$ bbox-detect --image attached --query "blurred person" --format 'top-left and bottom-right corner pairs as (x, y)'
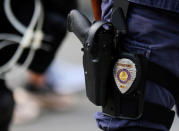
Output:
(0, 0), (84, 126)
(68, 0), (179, 130)
(0, 80), (14, 131)
(13, 60), (85, 124)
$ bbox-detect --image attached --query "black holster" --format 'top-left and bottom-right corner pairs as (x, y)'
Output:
(67, 10), (115, 106)
(83, 26), (114, 106)
(67, 9), (146, 118)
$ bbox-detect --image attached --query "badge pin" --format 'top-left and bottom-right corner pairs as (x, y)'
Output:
(113, 58), (136, 94)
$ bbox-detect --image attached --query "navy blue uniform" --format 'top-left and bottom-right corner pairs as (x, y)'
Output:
(96, 0), (179, 130)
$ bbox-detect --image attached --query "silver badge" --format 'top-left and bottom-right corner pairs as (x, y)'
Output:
(113, 58), (136, 94)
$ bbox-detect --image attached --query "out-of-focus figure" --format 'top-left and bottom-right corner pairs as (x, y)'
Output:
(0, 0), (85, 126)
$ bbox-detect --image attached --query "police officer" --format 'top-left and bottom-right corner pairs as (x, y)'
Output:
(94, 0), (179, 131)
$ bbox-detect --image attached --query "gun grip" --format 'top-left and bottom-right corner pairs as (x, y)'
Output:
(67, 10), (92, 44)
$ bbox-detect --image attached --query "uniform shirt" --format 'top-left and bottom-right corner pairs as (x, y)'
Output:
(101, 0), (179, 21)
(96, 0), (179, 130)
(129, 0), (179, 13)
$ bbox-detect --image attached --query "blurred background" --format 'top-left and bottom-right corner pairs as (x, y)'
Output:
(1, 0), (178, 131)
(8, 0), (102, 131)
